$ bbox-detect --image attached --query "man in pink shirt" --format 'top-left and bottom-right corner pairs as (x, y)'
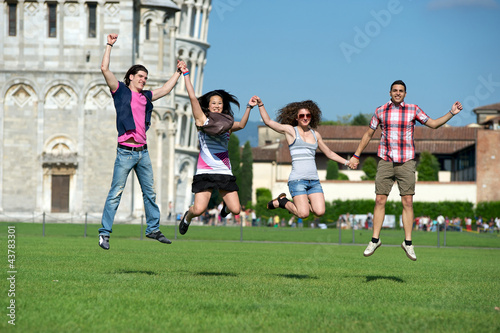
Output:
(350, 80), (463, 260)
(98, 34), (182, 250)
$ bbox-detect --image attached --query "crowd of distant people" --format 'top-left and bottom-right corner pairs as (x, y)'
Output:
(414, 215), (500, 233)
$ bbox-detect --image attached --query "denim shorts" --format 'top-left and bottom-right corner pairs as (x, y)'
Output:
(288, 179), (323, 197)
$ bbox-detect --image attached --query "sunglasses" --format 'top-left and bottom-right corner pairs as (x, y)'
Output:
(298, 113), (311, 119)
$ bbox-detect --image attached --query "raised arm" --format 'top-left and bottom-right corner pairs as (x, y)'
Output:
(317, 132), (351, 167)
(349, 127), (376, 169)
(178, 61), (207, 127)
(253, 96), (295, 138)
(231, 97), (255, 132)
(424, 101), (463, 129)
(151, 66), (182, 101)
(101, 34), (119, 91)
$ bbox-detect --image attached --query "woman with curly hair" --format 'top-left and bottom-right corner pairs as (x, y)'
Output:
(177, 61), (254, 235)
(254, 96), (353, 218)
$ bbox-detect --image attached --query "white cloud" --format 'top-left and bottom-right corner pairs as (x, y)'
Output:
(427, 0), (499, 10)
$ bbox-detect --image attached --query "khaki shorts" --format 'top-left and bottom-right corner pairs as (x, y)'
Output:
(375, 159), (416, 196)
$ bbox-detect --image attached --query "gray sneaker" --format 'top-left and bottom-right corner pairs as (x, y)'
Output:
(99, 235), (110, 250)
(401, 242), (417, 261)
(146, 230), (172, 244)
(363, 240), (381, 257)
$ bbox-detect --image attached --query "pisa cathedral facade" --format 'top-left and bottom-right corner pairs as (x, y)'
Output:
(0, 0), (211, 221)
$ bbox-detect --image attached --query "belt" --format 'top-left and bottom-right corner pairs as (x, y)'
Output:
(118, 143), (147, 151)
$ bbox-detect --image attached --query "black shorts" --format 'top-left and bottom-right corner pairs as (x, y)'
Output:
(192, 174), (239, 193)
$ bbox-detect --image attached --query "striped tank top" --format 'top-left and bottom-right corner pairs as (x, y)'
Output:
(196, 119), (232, 176)
(288, 127), (319, 181)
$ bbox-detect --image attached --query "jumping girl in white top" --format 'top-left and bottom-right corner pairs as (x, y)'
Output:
(254, 96), (353, 219)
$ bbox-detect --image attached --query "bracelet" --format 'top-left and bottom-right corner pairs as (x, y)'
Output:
(344, 160), (349, 166)
(449, 110), (455, 116)
(352, 154), (360, 159)
(183, 71), (189, 76)
(107, 43), (113, 47)
(246, 103), (254, 109)
(258, 104), (264, 107)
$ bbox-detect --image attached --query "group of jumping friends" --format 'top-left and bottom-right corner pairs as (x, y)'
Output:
(98, 34), (463, 261)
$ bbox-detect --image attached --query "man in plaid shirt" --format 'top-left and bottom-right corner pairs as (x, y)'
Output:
(349, 80), (463, 261)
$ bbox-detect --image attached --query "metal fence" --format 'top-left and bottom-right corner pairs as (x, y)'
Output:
(2, 211), (495, 248)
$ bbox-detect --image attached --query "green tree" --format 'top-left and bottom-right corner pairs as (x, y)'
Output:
(417, 151), (439, 181)
(239, 141), (253, 207)
(361, 157), (377, 180)
(321, 114), (353, 126)
(320, 120), (343, 125)
(350, 113), (371, 126)
(228, 134), (241, 185)
(255, 188), (272, 222)
(326, 160), (349, 180)
(337, 173), (349, 180)
(326, 160), (339, 180)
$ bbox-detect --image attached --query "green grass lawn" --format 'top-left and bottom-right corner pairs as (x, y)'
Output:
(1, 222), (500, 332)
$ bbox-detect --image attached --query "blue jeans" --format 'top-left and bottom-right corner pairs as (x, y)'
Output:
(99, 147), (160, 236)
(287, 179), (323, 197)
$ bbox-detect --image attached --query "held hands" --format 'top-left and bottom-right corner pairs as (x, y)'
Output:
(348, 156), (360, 170)
(248, 96), (261, 108)
(450, 101), (463, 116)
(107, 34), (118, 46)
(176, 60), (188, 74)
(252, 96), (263, 106)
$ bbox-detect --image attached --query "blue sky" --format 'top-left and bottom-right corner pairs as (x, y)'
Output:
(202, 0), (500, 127)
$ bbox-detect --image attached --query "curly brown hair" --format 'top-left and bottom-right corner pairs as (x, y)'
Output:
(276, 100), (322, 129)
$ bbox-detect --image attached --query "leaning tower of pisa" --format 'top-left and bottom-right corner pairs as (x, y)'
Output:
(0, 0), (212, 222)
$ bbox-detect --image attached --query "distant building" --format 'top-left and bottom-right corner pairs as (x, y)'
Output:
(474, 102), (500, 130)
(0, 0), (212, 220)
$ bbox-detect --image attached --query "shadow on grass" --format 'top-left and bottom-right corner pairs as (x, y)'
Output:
(365, 275), (404, 283)
(196, 271), (238, 277)
(277, 274), (318, 280)
(114, 269), (157, 275)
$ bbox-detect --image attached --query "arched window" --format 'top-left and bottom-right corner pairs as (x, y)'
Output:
(88, 3), (97, 38)
(8, 2), (17, 36)
(145, 19), (152, 40)
(180, 114), (187, 146)
(48, 3), (57, 38)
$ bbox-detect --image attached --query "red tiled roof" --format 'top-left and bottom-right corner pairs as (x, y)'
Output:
(473, 102), (500, 111)
(253, 125), (477, 162)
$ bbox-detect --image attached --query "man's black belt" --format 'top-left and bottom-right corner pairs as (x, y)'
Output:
(118, 143), (147, 151)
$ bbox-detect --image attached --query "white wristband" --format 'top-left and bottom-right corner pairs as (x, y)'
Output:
(344, 160), (348, 166)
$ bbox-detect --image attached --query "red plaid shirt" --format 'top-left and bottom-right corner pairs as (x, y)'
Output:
(369, 101), (429, 163)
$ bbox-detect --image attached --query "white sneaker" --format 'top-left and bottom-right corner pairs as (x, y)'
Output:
(401, 242), (417, 261)
(363, 240), (381, 257)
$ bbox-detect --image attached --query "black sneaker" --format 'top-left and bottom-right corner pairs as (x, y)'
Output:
(99, 235), (110, 250)
(146, 230), (172, 244)
(220, 201), (229, 218)
(179, 211), (190, 235)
